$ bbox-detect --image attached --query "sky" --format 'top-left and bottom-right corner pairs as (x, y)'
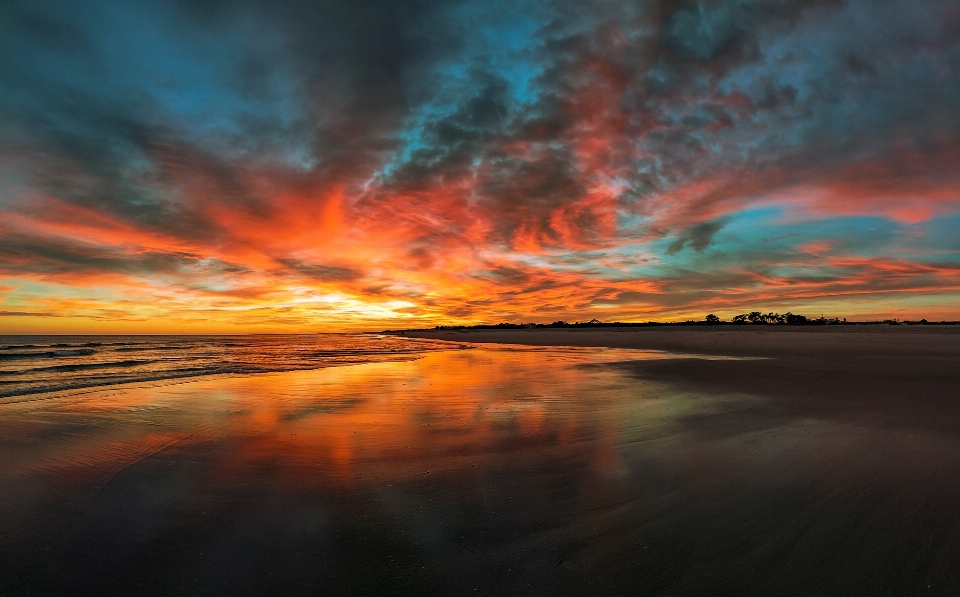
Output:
(2, 0), (960, 333)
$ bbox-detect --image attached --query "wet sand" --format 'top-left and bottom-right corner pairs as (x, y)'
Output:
(3, 330), (960, 595)
(403, 326), (960, 431)
(402, 326), (960, 593)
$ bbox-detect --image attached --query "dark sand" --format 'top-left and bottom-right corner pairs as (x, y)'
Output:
(403, 326), (960, 431)
(401, 326), (960, 593)
(2, 328), (960, 596)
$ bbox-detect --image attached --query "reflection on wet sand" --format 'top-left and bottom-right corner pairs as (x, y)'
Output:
(2, 345), (959, 595)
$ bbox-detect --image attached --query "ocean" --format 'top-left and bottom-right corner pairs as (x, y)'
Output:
(0, 334), (459, 401)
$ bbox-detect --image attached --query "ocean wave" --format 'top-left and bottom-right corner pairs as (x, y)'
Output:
(0, 335), (464, 402)
(2, 343), (100, 350)
(0, 369), (238, 401)
(0, 355), (426, 401)
(0, 349), (97, 361)
(16, 359), (155, 374)
(113, 345), (187, 352)
(303, 348), (426, 357)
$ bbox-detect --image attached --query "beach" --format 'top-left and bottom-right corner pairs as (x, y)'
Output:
(2, 329), (959, 595)
(404, 326), (960, 432)
(403, 326), (960, 592)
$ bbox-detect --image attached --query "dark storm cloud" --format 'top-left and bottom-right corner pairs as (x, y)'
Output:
(384, 73), (515, 188)
(0, 0), (456, 225)
(0, 231), (242, 279)
(274, 258), (363, 282)
(666, 219), (727, 255)
(362, 0), (960, 252)
(6, 0), (958, 241)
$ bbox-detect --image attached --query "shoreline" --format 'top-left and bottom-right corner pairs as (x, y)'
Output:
(392, 323), (960, 356)
(395, 326), (960, 434)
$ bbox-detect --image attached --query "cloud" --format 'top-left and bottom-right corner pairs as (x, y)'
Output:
(275, 258), (363, 282)
(666, 219), (727, 255)
(1, 0), (959, 329)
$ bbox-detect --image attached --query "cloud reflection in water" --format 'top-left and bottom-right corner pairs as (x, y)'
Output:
(2, 345), (958, 595)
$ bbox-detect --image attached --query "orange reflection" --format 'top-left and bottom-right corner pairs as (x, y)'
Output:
(0, 346), (683, 497)
(5, 343), (955, 595)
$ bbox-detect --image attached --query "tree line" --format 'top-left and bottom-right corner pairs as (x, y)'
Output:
(705, 312), (841, 325)
(389, 314), (955, 333)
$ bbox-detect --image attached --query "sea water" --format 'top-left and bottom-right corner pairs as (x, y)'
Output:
(0, 334), (455, 400)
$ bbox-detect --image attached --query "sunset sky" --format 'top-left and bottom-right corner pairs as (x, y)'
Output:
(2, 0), (960, 333)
